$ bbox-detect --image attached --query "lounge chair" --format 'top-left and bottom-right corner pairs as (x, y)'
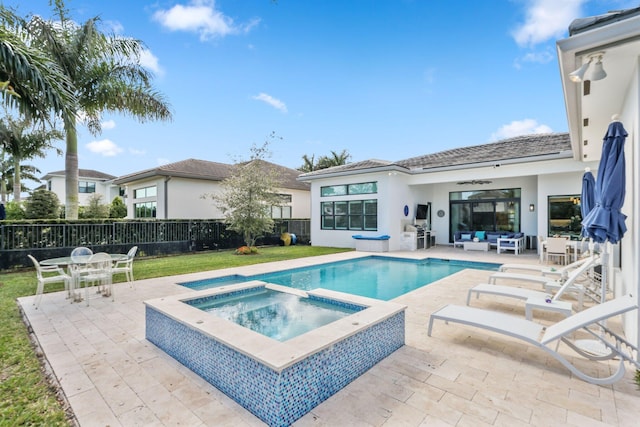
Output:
(428, 294), (639, 385)
(498, 254), (597, 279)
(472, 256), (601, 310)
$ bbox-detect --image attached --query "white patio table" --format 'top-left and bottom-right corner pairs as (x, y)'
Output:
(41, 254), (127, 302)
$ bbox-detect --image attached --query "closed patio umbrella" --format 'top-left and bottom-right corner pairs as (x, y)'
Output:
(582, 120), (627, 245)
(576, 120), (628, 357)
(580, 170), (596, 239)
(582, 120), (627, 305)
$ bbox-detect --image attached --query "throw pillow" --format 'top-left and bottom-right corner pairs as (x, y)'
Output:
(460, 233), (472, 240)
(475, 231), (486, 240)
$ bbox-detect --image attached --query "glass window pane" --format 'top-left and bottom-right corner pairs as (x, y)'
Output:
(335, 216), (348, 229)
(334, 202), (348, 215)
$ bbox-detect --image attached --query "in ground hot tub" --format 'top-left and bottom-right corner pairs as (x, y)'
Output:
(145, 281), (406, 427)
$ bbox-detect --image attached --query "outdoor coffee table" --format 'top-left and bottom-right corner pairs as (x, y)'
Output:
(463, 241), (490, 251)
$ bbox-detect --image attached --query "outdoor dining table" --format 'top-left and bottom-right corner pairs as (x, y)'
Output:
(41, 254), (127, 302)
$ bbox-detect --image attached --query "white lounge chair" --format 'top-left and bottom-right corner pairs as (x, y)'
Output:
(472, 256), (601, 310)
(498, 255), (597, 279)
(428, 294), (639, 385)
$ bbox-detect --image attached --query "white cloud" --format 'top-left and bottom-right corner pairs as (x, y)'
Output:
(152, 0), (260, 41)
(129, 148), (146, 156)
(512, 0), (585, 47)
(514, 49), (555, 69)
(86, 139), (124, 157)
(139, 49), (164, 77)
(490, 119), (553, 140)
(252, 93), (288, 113)
(101, 119), (116, 130)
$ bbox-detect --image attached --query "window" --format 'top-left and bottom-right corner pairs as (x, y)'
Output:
(134, 186), (157, 198)
(134, 201), (156, 218)
(321, 199), (377, 230)
(321, 182), (377, 197)
(548, 195), (581, 239)
(271, 206), (292, 219)
(79, 181), (96, 193)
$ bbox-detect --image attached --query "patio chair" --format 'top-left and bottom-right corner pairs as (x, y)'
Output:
(28, 254), (72, 308)
(428, 293), (639, 385)
(546, 237), (569, 265)
(477, 255), (601, 309)
(77, 252), (114, 306)
(111, 246), (137, 287)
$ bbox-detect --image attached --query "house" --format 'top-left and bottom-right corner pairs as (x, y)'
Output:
(556, 7), (640, 355)
(299, 5), (640, 351)
(299, 132), (595, 250)
(42, 169), (119, 206)
(112, 158), (310, 219)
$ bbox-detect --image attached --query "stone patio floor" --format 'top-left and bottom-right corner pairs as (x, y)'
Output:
(18, 246), (640, 426)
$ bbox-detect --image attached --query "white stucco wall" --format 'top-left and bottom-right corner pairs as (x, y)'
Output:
(122, 177), (310, 220)
(47, 175), (116, 207)
(306, 156), (592, 250)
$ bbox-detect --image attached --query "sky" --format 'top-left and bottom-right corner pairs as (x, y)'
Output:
(6, 0), (637, 186)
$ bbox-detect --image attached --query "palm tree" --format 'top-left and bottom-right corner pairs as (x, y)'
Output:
(316, 149), (351, 170)
(299, 154), (316, 172)
(0, 116), (63, 201)
(26, 10), (172, 218)
(0, 7), (76, 126)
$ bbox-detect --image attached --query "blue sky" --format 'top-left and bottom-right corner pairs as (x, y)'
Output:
(9, 0), (636, 182)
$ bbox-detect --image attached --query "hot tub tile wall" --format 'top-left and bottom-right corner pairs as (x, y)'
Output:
(146, 306), (405, 427)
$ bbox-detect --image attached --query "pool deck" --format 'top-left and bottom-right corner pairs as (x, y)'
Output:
(18, 246), (640, 426)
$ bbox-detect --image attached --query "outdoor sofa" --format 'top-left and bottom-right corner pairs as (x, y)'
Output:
(453, 231), (524, 250)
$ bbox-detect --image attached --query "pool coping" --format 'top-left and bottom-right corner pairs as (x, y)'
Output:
(144, 281), (407, 371)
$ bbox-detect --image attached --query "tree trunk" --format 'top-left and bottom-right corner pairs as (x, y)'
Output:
(64, 117), (79, 219)
(12, 155), (21, 202)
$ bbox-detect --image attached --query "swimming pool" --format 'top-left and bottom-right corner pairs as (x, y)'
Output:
(187, 287), (362, 341)
(180, 256), (500, 300)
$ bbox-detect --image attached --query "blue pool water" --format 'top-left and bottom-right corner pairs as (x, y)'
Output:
(180, 256), (500, 300)
(187, 288), (361, 341)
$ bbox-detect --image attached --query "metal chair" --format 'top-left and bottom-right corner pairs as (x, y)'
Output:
(111, 246), (138, 287)
(546, 237), (569, 265)
(28, 254), (72, 308)
(78, 252), (114, 305)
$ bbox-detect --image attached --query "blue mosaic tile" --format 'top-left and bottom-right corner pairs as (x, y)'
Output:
(146, 297), (405, 427)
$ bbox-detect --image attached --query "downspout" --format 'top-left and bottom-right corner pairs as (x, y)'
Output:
(164, 176), (171, 219)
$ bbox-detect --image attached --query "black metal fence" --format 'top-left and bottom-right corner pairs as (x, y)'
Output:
(0, 219), (310, 270)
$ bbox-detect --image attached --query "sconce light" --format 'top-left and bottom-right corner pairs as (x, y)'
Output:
(529, 204), (535, 212)
(569, 51), (606, 83)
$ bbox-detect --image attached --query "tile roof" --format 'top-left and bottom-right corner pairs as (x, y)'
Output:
(113, 158), (310, 191)
(42, 169), (116, 180)
(298, 159), (400, 178)
(299, 132), (571, 178)
(398, 132), (571, 170)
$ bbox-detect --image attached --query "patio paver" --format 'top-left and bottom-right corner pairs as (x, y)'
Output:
(18, 246), (640, 426)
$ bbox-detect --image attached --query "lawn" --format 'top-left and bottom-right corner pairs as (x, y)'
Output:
(0, 246), (352, 426)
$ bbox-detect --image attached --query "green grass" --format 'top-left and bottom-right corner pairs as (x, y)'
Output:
(0, 246), (351, 426)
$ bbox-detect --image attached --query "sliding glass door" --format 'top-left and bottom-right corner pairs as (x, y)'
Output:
(449, 188), (521, 242)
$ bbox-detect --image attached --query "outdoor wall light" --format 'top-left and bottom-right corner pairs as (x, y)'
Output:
(529, 203), (535, 212)
(569, 52), (606, 82)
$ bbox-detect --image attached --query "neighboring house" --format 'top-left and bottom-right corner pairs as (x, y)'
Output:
(299, 132), (594, 250)
(112, 158), (311, 219)
(557, 7), (640, 354)
(42, 169), (119, 207)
